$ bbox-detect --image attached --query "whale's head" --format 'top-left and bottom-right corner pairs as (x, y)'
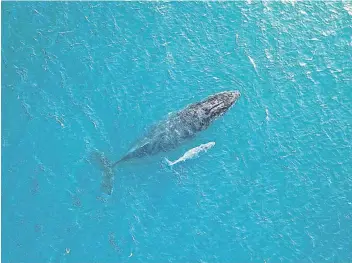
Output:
(201, 90), (240, 121)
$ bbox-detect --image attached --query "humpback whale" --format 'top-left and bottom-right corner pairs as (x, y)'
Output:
(100, 90), (240, 194)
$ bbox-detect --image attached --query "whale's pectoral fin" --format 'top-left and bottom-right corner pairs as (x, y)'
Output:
(101, 166), (114, 195)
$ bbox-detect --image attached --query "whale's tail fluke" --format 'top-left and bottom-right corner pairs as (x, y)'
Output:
(101, 164), (114, 195)
(164, 158), (174, 166)
(90, 151), (115, 195)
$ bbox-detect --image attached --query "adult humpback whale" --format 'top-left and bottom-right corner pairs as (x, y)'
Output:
(100, 90), (240, 194)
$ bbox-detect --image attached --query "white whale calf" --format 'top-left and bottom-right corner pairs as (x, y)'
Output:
(165, 142), (215, 166)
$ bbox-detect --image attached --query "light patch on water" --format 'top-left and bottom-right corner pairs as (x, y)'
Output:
(262, 1), (271, 12)
(343, 3), (352, 15)
(321, 30), (336, 37)
(265, 49), (273, 63)
(281, 0), (296, 6)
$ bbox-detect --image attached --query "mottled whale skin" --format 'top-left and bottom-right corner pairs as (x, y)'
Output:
(112, 90), (240, 167)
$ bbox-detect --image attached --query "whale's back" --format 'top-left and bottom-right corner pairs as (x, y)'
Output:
(116, 90), (240, 164)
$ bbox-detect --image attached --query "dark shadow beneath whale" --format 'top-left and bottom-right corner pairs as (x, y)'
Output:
(99, 90), (240, 194)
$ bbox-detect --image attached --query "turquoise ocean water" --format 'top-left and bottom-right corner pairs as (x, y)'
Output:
(2, 2), (352, 263)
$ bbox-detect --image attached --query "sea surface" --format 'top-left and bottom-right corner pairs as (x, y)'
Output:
(2, 1), (352, 263)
